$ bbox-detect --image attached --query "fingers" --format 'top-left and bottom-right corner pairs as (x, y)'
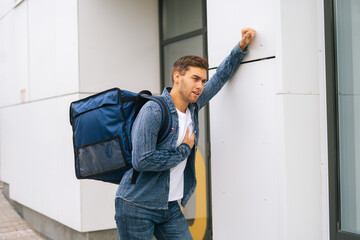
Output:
(240, 27), (256, 50)
(242, 27), (250, 37)
(242, 27), (256, 39)
(190, 131), (195, 141)
(185, 128), (195, 142)
(244, 32), (253, 45)
(188, 131), (195, 149)
(182, 127), (195, 149)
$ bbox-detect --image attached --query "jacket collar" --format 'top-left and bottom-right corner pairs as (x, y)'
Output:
(161, 87), (177, 114)
(161, 87), (195, 114)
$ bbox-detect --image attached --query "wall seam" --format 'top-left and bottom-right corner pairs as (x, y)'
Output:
(26, 0), (30, 103)
(76, 0), (83, 232)
(0, 92), (89, 110)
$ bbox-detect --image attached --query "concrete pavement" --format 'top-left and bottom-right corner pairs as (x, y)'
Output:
(0, 182), (45, 240)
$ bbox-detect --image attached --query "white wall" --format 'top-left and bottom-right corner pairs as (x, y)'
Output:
(27, 0), (79, 100)
(0, 0), (82, 231)
(0, 0), (78, 107)
(78, 0), (161, 95)
(0, 0), (160, 233)
(0, 0), (14, 18)
(0, 1), (29, 107)
(0, 94), (83, 230)
(207, 0), (282, 239)
(209, 59), (282, 239)
(207, 0), (329, 239)
(207, 0), (276, 68)
(280, 0), (328, 239)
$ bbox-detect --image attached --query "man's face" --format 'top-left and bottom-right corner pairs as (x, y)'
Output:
(173, 66), (207, 104)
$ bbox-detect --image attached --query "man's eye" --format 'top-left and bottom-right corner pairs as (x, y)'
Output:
(202, 80), (207, 84)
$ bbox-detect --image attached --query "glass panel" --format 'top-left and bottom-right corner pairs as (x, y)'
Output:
(336, 0), (360, 234)
(163, 35), (203, 87)
(162, 0), (203, 40)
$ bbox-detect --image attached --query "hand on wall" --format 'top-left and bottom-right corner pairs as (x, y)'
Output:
(239, 27), (256, 51)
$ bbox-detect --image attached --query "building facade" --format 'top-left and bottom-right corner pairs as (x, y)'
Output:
(0, 0), (358, 239)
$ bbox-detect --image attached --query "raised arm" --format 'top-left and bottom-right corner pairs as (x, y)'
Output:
(196, 28), (256, 109)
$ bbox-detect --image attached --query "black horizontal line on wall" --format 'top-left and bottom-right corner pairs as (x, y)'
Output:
(208, 56), (276, 70)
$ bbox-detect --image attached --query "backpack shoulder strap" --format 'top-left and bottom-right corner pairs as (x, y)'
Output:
(148, 96), (172, 143)
(138, 92), (172, 143)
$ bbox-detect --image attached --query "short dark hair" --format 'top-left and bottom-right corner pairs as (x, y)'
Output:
(171, 55), (209, 84)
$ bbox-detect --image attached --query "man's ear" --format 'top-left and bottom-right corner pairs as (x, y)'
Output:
(173, 71), (181, 84)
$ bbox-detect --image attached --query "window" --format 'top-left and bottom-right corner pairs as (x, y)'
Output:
(160, 0), (207, 88)
(159, 0), (211, 239)
(326, 0), (360, 239)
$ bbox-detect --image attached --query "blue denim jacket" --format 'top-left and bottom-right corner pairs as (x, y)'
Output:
(115, 44), (248, 210)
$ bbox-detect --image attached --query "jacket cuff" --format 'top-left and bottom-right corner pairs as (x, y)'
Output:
(179, 143), (192, 158)
(233, 43), (248, 56)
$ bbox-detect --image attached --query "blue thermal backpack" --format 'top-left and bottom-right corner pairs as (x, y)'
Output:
(69, 88), (172, 184)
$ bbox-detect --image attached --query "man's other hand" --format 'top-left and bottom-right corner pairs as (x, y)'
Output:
(239, 27), (256, 51)
(182, 128), (195, 149)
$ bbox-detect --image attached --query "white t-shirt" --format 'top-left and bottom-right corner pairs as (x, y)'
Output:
(168, 108), (193, 201)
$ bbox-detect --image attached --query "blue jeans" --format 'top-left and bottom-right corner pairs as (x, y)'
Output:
(114, 198), (193, 240)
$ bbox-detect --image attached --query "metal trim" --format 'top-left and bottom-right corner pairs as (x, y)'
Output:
(325, 0), (360, 239)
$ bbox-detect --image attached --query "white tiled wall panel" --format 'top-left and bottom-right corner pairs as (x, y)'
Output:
(280, 0), (320, 94)
(282, 94), (322, 240)
(81, 180), (118, 231)
(13, 2), (29, 103)
(28, 0), (57, 100)
(209, 59), (281, 239)
(28, 0), (78, 101)
(78, 0), (160, 94)
(0, 0), (13, 19)
(207, 0), (278, 68)
(0, 93), (121, 232)
(54, 0), (79, 95)
(0, 95), (82, 231)
(0, 2), (29, 107)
